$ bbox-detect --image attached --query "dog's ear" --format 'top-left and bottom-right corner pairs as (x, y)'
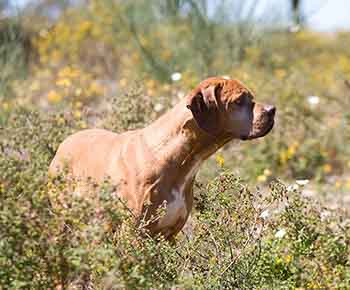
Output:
(186, 85), (221, 136)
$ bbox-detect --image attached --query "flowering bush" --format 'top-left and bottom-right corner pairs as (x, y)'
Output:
(1, 1), (350, 288)
(4, 1), (347, 186)
(1, 89), (349, 289)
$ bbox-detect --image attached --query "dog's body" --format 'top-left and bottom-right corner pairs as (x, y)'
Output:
(49, 77), (275, 239)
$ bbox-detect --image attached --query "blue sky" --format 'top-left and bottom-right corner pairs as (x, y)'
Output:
(304, 0), (350, 31)
(10, 0), (350, 31)
(265, 0), (350, 31)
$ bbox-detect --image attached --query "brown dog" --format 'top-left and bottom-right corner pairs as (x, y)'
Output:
(49, 77), (275, 239)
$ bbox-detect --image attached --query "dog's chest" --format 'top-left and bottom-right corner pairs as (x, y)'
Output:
(160, 187), (188, 227)
(157, 166), (199, 230)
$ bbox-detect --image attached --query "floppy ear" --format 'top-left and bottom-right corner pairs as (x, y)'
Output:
(186, 85), (221, 136)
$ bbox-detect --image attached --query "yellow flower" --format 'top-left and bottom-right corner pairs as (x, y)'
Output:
(241, 72), (249, 80)
(145, 79), (156, 89)
(275, 257), (283, 265)
(119, 78), (127, 87)
(58, 67), (80, 79)
(209, 256), (217, 265)
(279, 151), (288, 165)
(29, 81), (40, 92)
(274, 69), (287, 79)
(79, 20), (92, 33)
(162, 84), (171, 92)
(263, 168), (272, 176)
(74, 110), (82, 119)
(320, 149), (328, 158)
(139, 36), (149, 47)
(47, 90), (62, 103)
(346, 179), (350, 189)
(335, 181), (342, 188)
(284, 255), (292, 264)
(0, 182), (5, 192)
(280, 142), (299, 164)
(215, 154), (225, 167)
(307, 281), (320, 289)
(75, 101), (83, 108)
(56, 78), (72, 87)
(58, 67), (70, 78)
(79, 121), (87, 129)
(91, 25), (102, 38)
(323, 164), (332, 174)
(57, 117), (65, 125)
(40, 54), (49, 64)
(2, 102), (9, 111)
(88, 82), (104, 95)
(257, 175), (267, 183)
(51, 49), (62, 64)
(147, 88), (154, 96)
(131, 52), (141, 63)
(161, 49), (172, 61)
(75, 88), (83, 97)
(287, 146), (296, 158)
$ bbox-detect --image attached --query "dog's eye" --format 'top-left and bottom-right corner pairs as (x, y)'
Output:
(234, 99), (242, 106)
(234, 95), (245, 106)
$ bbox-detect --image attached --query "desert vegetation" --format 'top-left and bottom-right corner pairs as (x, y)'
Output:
(0, 0), (349, 288)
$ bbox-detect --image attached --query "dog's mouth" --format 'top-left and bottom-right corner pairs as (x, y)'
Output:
(261, 119), (275, 137)
(240, 119), (275, 141)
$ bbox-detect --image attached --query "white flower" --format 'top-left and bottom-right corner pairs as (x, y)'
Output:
(259, 209), (270, 220)
(287, 184), (299, 192)
(296, 179), (309, 186)
(177, 91), (185, 99)
(307, 95), (320, 106)
(171, 72), (182, 82)
(289, 24), (300, 33)
(222, 75), (231, 80)
(320, 210), (331, 221)
(275, 228), (286, 239)
(39, 29), (48, 37)
(154, 103), (164, 112)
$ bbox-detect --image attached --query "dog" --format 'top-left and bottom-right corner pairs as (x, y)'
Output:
(49, 77), (275, 240)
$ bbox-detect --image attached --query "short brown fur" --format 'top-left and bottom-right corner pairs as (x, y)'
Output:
(49, 77), (275, 239)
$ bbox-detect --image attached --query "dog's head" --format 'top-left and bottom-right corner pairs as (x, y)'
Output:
(186, 77), (275, 140)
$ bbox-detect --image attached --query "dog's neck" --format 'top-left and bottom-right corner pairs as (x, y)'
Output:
(142, 98), (233, 172)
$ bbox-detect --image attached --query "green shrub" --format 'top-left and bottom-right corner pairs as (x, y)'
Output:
(0, 18), (29, 100)
(1, 102), (349, 289)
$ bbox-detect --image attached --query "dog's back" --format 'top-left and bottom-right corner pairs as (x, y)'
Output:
(49, 129), (128, 182)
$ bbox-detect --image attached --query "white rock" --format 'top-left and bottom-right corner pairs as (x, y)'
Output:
(275, 228), (286, 239)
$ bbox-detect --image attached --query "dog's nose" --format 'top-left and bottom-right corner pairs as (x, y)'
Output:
(265, 105), (276, 117)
